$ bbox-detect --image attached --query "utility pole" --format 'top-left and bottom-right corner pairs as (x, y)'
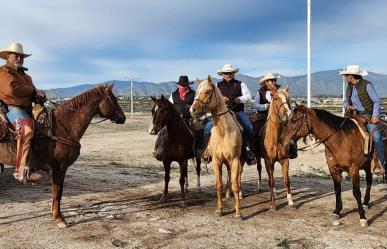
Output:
(122, 76), (140, 119)
(307, 0), (312, 107)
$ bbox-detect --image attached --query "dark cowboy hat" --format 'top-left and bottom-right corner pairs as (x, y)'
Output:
(175, 75), (193, 86)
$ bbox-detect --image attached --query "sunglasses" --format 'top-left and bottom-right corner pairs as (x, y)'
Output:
(223, 72), (234, 75)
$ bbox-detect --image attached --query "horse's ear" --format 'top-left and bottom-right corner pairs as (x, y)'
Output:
(151, 96), (157, 102)
(109, 82), (115, 89)
(268, 83), (277, 93)
(196, 77), (202, 84)
(160, 95), (165, 100)
(207, 75), (212, 83)
(283, 85), (289, 92)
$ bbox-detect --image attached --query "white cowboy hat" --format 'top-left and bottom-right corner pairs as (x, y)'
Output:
(259, 72), (280, 84)
(217, 64), (239, 76)
(339, 65), (368, 77)
(0, 42), (31, 60)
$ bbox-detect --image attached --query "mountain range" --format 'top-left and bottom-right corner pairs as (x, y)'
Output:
(44, 69), (387, 98)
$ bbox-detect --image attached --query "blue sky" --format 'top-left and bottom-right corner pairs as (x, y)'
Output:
(2, 0), (387, 89)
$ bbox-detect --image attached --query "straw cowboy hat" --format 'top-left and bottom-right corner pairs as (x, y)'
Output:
(339, 65), (368, 77)
(0, 42), (31, 60)
(175, 75), (193, 86)
(217, 64), (239, 76)
(259, 72), (280, 85)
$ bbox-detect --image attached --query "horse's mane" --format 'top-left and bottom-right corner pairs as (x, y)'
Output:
(312, 108), (357, 134)
(57, 85), (106, 119)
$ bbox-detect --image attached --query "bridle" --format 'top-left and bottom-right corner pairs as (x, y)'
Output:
(193, 83), (229, 117)
(267, 92), (292, 126)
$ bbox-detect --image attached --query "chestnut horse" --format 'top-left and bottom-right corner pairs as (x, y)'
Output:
(149, 95), (201, 206)
(190, 76), (243, 219)
(258, 85), (295, 210)
(280, 104), (371, 227)
(0, 84), (126, 228)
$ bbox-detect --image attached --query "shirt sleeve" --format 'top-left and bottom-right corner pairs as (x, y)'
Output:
(239, 82), (252, 103)
(366, 83), (381, 117)
(168, 94), (174, 104)
(253, 92), (268, 111)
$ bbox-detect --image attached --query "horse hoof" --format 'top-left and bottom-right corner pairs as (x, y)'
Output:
(239, 192), (244, 199)
(288, 204), (296, 210)
(235, 215), (244, 221)
(269, 205), (277, 212)
(158, 195), (167, 203)
(180, 201), (187, 208)
(56, 221), (68, 229)
(360, 219), (368, 228)
(332, 220), (341, 226)
(332, 213), (340, 220)
(185, 189), (189, 194)
(215, 209), (222, 217)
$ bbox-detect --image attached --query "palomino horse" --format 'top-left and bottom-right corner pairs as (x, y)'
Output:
(190, 76), (243, 219)
(258, 85), (295, 210)
(280, 104), (371, 227)
(0, 84), (126, 228)
(149, 95), (201, 206)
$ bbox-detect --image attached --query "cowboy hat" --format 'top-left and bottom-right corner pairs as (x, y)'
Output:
(339, 65), (368, 77)
(0, 42), (31, 60)
(175, 75), (193, 86)
(217, 64), (239, 76)
(259, 72), (280, 85)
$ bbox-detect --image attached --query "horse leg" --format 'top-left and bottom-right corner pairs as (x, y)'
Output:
(349, 168), (368, 227)
(256, 157), (262, 192)
(239, 162), (244, 199)
(159, 160), (171, 203)
(179, 160), (188, 207)
(231, 158), (242, 219)
(184, 160), (189, 193)
(280, 158), (295, 208)
(51, 168), (67, 228)
(196, 156), (201, 193)
(264, 158), (277, 211)
(225, 163), (232, 199)
(363, 163), (372, 209)
(213, 158), (223, 216)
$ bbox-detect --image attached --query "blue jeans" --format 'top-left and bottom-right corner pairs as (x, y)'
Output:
(204, 111), (253, 135)
(6, 106), (31, 123)
(367, 123), (385, 165)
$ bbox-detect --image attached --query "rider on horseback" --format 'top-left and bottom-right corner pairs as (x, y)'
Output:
(341, 65), (387, 182)
(203, 64), (256, 165)
(254, 73), (298, 159)
(0, 42), (46, 184)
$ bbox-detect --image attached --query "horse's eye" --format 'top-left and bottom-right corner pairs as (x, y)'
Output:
(205, 91), (210, 95)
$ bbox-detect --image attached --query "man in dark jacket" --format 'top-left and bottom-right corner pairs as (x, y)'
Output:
(203, 64), (256, 165)
(342, 65), (386, 182)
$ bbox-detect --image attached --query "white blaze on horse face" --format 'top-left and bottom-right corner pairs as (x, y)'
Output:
(190, 80), (208, 116)
(278, 91), (292, 120)
(148, 105), (158, 134)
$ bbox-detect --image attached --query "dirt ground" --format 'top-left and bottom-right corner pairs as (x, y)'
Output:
(0, 113), (386, 249)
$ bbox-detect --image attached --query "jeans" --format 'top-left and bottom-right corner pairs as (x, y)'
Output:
(367, 123), (385, 164)
(6, 106), (31, 123)
(204, 111), (253, 135)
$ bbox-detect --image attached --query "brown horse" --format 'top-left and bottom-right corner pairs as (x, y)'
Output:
(280, 104), (371, 227)
(190, 76), (243, 219)
(258, 85), (295, 210)
(149, 95), (201, 206)
(0, 84), (126, 228)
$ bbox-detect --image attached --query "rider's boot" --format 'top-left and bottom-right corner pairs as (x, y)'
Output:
(13, 118), (41, 184)
(243, 133), (256, 166)
(288, 138), (298, 159)
(201, 132), (212, 164)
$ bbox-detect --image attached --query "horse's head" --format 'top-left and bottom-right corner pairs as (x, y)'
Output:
(98, 84), (126, 124)
(280, 102), (310, 147)
(190, 75), (218, 118)
(149, 95), (172, 135)
(269, 86), (292, 122)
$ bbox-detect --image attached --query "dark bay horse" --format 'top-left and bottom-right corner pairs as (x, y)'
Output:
(0, 84), (126, 228)
(149, 95), (201, 206)
(280, 104), (372, 227)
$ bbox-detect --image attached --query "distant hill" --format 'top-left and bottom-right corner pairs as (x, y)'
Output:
(44, 69), (387, 98)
